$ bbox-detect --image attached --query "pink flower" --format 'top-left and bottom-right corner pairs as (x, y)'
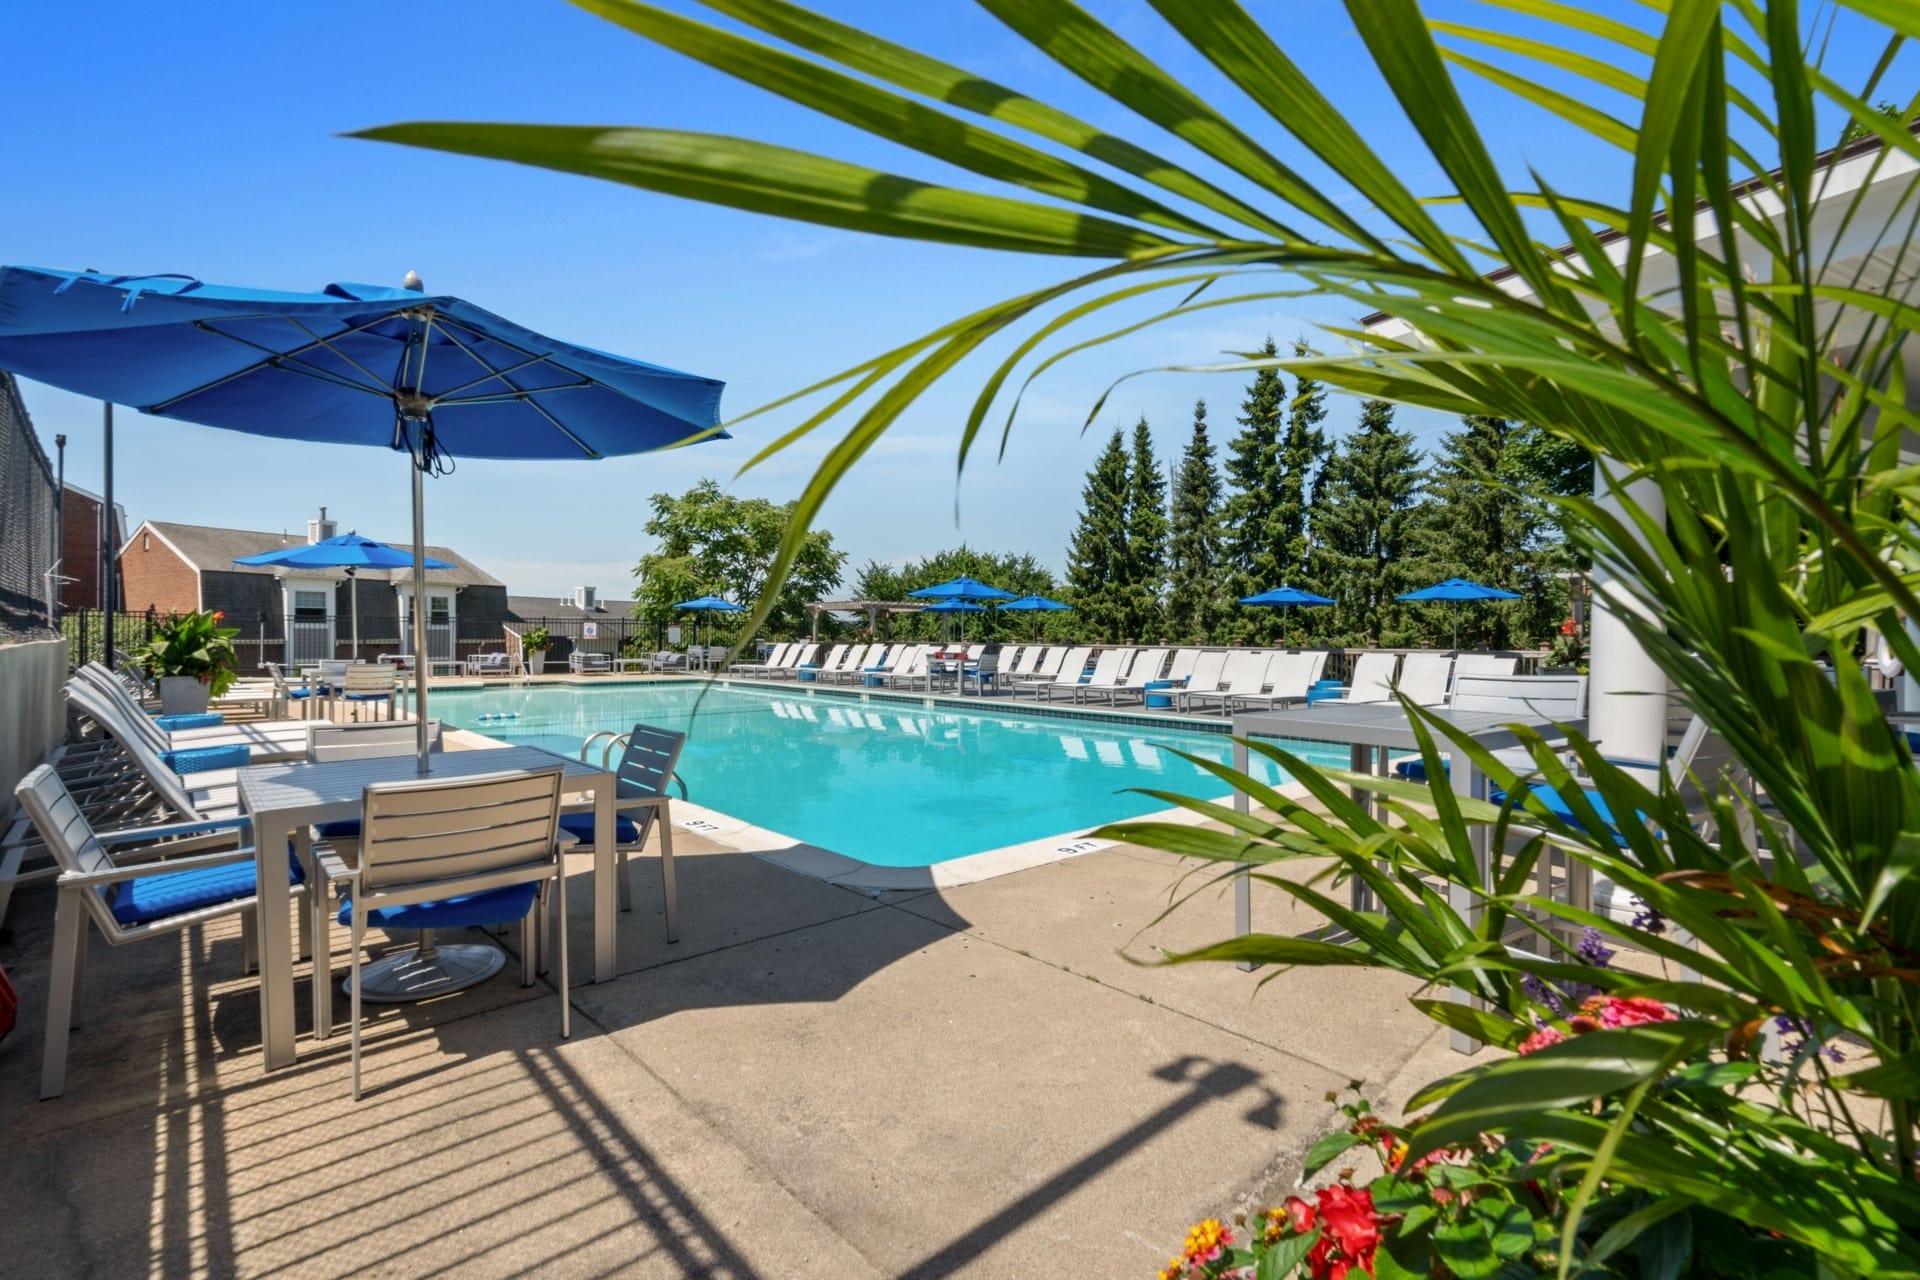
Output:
(1518, 1026), (1567, 1055)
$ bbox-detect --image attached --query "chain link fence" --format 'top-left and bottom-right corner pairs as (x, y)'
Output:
(0, 372), (57, 638)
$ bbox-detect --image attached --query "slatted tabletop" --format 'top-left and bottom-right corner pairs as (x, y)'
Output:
(239, 745), (600, 815)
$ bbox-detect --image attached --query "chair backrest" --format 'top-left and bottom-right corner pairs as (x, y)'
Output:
(359, 767), (564, 892)
(613, 724), (689, 801)
(1050, 647), (1093, 682)
(1033, 647), (1072, 678)
(761, 643), (792, 668)
(1186, 650), (1229, 692)
(1084, 649), (1132, 685)
(1454, 653), (1519, 678)
(343, 663), (397, 695)
(17, 765), (114, 880)
(1346, 652), (1401, 704)
(898, 645), (928, 676)
(791, 644), (820, 668)
(264, 661), (294, 692)
(964, 643), (986, 660)
(64, 681), (205, 818)
(1396, 652), (1453, 706)
(818, 644), (848, 670)
(1222, 651), (1274, 693)
(1165, 649), (1202, 683)
(1265, 651), (1322, 698)
(308, 720), (444, 762)
(1126, 649), (1170, 684)
(1449, 673), (1587, 721)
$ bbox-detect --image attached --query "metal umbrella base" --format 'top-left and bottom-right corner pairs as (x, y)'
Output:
(349, 930), (504, 1003)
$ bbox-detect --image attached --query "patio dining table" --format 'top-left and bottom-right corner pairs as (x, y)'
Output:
(1229, 702), (1585, 1053)
(238, 745), (620, 1070)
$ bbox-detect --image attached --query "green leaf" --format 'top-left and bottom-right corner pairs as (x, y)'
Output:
(350, 123), (1173, 258)
(1259, 1228), (1319, 1280)
(1473, 1198), (1536, 1259)
(1303, 1130), (1364, 1177)
(1409, 997), (1528, 1051)
(1433, 1214), (1500, 1279)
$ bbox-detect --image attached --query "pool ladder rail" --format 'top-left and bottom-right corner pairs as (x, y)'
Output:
(579, 731), (689, 799)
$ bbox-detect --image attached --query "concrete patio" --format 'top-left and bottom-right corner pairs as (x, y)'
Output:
(0, 782), (1467, 1278)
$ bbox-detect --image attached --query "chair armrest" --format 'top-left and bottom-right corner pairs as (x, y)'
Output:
(313, 842), (359, 884)
(58, 844), (258, 888)
(95, 815), (252, 845)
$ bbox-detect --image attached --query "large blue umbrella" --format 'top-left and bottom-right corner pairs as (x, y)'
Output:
(908, 575), (1016, 601)
(920, 597), (986, 643)
(234, 532), (454, 659)
(1238, 584), (1335, 647)
(673, 594), (746, 649)
(997, 593), (1071, 640)
(0, 265), (725, 770)
(1396, 578), (1521, 648)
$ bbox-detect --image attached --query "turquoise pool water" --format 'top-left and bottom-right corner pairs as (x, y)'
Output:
(429, 683), (1343, 867)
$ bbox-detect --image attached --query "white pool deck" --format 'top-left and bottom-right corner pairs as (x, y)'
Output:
(0, 676), (1476, 1278)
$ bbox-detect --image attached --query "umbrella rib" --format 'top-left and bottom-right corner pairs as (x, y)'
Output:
(432, 311), (715, 426)
(509, 393), (601, 458)
(430, 351), (579, 400)
(150, 315), (401, 412)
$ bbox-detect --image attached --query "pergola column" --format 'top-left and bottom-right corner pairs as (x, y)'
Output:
(1587, 459), (1668, 764)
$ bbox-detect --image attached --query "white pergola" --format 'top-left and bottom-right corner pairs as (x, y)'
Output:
(1365, 128), (1920, 761)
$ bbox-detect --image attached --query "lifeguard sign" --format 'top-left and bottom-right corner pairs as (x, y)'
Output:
(582, 622), (598, 639)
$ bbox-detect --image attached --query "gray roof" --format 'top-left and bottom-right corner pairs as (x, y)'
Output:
(136, 521), (502, 589)
(506, 594), (622, 620)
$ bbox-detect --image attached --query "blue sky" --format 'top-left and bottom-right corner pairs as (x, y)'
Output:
(3, 2), (1902, 598)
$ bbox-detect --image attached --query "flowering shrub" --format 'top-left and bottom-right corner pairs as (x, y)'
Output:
(1157, 1087), (1816, 1278)
(132, 610), (242, 697)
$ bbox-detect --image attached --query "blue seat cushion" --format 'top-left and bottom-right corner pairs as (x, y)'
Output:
(162, 743), (252, 775)
(112, 850), (305, 925)
(339, 882), (539, 930)
(289, 819), (362, 855)
(155, 712), (224, 731)
(1489, 782), (1632, 845)
(558, 811), (642, 845)
(1394, 758), (1445, 782)
(343, 692), (390, 701)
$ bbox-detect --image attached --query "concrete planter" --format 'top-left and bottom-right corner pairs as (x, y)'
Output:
(528, 651), (547, 676)
(158, 675), (211, 715)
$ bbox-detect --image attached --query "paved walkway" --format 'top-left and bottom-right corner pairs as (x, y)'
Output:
(0, 787), (1468, 1277)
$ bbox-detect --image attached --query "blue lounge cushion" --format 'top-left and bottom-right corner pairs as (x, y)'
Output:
(558, 811), (642, 845)
(162, 742), (252, 775)
(1395, 758), (1444, 782)
(1489, 782), (1632, 845)
(111, 850), (304, 925)
(339, 882), (539, 930)
(155, 712), (224, 731)
(343, 692), (390, 702)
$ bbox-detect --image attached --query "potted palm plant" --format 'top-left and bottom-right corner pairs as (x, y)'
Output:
(132, 610), (241, 715)
(524, 625), (553, 675)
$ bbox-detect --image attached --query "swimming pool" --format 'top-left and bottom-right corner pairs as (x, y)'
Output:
(430, 682), (1344, 867)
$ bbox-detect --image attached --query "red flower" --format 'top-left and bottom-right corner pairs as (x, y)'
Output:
(1284, 1195), (1316, 1235)
(1518, 1026), (1566, 1055)
(212, 610), (225, 621)
(1582, 995), (1676, 1028)
(1560, 618), (1575, 635)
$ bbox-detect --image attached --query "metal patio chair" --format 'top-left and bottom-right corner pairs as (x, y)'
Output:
(567, 725), (687, 939)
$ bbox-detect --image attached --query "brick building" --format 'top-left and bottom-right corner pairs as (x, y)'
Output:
(117, 508), (507, 666)
(58, 484), (126, 615)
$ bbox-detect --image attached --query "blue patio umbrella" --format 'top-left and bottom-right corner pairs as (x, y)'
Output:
(234, 532), (454, 659)
(997, 593), (1071, 640)
(919, 596), (987, 642)
(0, 265), (725, 772)
(908, 575), (1016, 601)
(1238, 584), (1335, 647)
(1396, 578), (1521, 648)
(673, 594), (746, 648)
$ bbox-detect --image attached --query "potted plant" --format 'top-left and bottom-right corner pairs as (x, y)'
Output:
(132, 610), (241, 715)
(524, 626), (552, 675)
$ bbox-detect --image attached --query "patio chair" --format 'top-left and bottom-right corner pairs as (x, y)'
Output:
(464, 650), (511, 676)
(883, 645), (932, 689)
(801, 644), (848, 681)
(339, 663), (398, 721)
(730, 642), (790, 676)
(568, 651), (614, 675)
(66, 680), (303, 779)
(1453, 653), (1519, 680)
(16, 764), (308, 1099)
(1322, 652), (1400, 704)
(561, 724), (686, 932)
(1011, 646), (1081, 699)
(1395, 653), (1453, 707)
(831, 643), (877, 683)
(1163, 649), (1203, 686)
(1049, 647), (1124, 701)
(999, 645), (1041, 682)
(308, 719), (445, 763)
(75, 665), (310, 757)
(317, 767), (572, 1100)
(1171, 651), (1229, 711)
(1395, 673), (1590, 782)
(1083, 648), (1169, 705)
(961, 649), (1002, 694)
(1178, 651), (1274, 713)
(1227, 651), (1330, 714)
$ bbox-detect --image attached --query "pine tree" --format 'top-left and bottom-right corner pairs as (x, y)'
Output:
(1065, 426), (1132, 641)
(1122, 415), (1168, 641)
(1311, 400), (1427, 645)
(1279, 341), (1332, 586)
(1221, 338), (1287, 639)
(1417, 415), (1560, 648)
(1166, 400), (1223, 643)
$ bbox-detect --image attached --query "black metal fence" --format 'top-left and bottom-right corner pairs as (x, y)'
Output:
(0, 372), (57, 638)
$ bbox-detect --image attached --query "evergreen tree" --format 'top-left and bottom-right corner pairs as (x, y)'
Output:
(1123, 415), (1169, 640)
(1064, 427), (1132, 641)
(1311, 400), (1427, 645)
(1221, 338), (1287, 639)
(1416, 415), (1565, 647)
(1279, 341), (1332, 585)
(1166, 400), (1224, 643)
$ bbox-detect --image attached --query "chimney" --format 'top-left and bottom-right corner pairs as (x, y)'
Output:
(307, 506), (337, 544)
(574, 586), (598, 611)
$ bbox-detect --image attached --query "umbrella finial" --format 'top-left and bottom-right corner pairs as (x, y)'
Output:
(402, 270), (425, 293)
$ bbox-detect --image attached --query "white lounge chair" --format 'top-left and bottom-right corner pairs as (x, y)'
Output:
(803, 644), (848, 680)
(730, 642), (792, 676)
(1171, 651), (1229, 710)
(1163, 649), (1202, 686)
(1179, 651), (1271, 713)
(1454, 653), (1519, 679)
(1000, 646), (1044, 683)
(1010, 646), (1077, 697)
(825, 643), (877, 683)
(1038, 647), (1099, 701)
(1323, 652), (1400, 704)
(882, 645), (931, 689)
(1229, 651), (1329, 713)
(68, 675), (306, 765)
(1068, 648), (1139, 703)
(1396, 653), (1454, 706)
(1084, 648), (1169, 705)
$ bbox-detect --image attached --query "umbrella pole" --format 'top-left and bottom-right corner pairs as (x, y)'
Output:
(349, 572), (359, 662)
(410, 454), (432, 775)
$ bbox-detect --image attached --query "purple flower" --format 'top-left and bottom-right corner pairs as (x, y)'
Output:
(1629, 896), (1668, 935)
(1773, 1015), (1846, 1064)
(1575, 927), (1616, 968)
